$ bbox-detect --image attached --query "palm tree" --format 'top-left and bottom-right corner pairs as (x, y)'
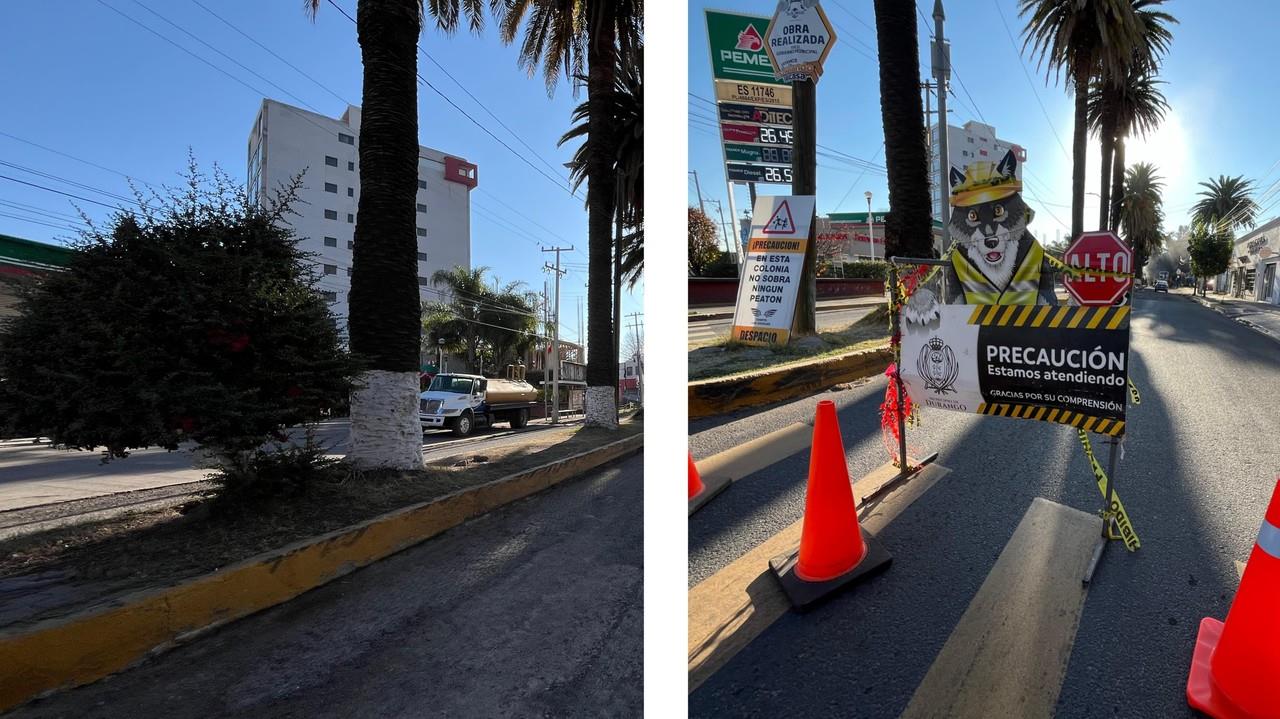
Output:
(481, 282), (539, 372)
(872, 0), (932, 259)
(500, 0), (643, 428)
(1192, 175), (1258, 233)
(428, 265), (494, 371)
(1091, 1), (1175, 230)
(1020, 0), (1144, 241)
(305, 0), (496, 469)
(1118, 162), (1164, 270)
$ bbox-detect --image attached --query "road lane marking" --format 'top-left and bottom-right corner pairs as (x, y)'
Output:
(899, 498), (1103, 719)
(688, 460), (950, 692)
(693, 421), (813, 486)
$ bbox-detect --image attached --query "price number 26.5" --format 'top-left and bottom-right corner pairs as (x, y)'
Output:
(763, 166), (793, 183)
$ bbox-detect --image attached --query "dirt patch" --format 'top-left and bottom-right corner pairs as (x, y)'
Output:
(688, 305), (891, 382)
(0, 422), (641, 629)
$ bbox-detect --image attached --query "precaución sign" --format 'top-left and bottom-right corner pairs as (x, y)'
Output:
(730, 195), (816, 346)
(899, 303), (1132, 436)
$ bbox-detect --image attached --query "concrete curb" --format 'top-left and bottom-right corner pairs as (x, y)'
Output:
(1182, 293), (1280, 346)
(0, 433), (642, 714)
(689, 345), (893, 419)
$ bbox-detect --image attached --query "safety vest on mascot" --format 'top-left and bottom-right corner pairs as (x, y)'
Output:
(951, 242), (1044, 305)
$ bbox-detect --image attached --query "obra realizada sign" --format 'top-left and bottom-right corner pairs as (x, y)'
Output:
(900, 304), (1132, 436)
(764, 0), (837, 82)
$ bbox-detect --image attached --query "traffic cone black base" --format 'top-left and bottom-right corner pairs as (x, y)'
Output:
(689, 473), (731, 516)
(769, 529), (892, 611)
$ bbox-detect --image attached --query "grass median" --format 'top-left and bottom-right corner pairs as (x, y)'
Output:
(0, 420), (641, 629)
(689, 305), (891, 382)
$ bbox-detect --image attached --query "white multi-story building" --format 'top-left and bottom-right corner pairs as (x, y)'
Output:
(928, 120), (1026, 222)
(246, 99), (477, 329)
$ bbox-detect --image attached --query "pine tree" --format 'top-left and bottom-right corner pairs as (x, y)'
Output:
(0, 165), (357, 469)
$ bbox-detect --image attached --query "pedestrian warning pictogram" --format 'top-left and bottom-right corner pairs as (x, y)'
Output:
(761, 200), (795, 234)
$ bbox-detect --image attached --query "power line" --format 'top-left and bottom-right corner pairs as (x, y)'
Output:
(0, 160), (137, 205)
(191, 0), (353, 108)
(0, 211), (80, 233)
(0, 174), (136, 212)
(991, 0), (1070, 163)
(0, 131), (160, 188)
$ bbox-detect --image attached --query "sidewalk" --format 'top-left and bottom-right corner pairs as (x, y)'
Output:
(688, 295), (884, 322)
(1175, 286), (1280, 343)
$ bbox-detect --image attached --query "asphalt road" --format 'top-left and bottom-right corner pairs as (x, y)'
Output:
(10, 453), (642, 719)
(687, 300), (880, 346)
(688, 291), (1280, 717)
(0, 417), (579, 513)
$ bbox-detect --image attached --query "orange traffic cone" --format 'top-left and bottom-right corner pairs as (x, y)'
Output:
(1187, 478), (1280, 718)
(689, 451), (730, 516)
(770, 400), (892, 610)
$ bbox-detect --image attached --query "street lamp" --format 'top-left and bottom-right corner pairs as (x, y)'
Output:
(437, 337), (446, 374)
(865, 191), (875, 261)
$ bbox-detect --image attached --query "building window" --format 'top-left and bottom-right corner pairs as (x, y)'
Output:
(347, 213), (354, 223)
(338, 132), (355, 145)
(966, 137), (974, 144)
(417, 276), (430, 286)
(416, 227), (427, 237)
(346, 267), (352, 276)
(321, 291), (337, 303)
(417, 252), (429, 262)
(325, 155), (338, 167)
(416, 203), (427, 213)
(417, 180), (427, 189)
(347, 161), (355, 171)
(347, 187), (354, 197)
(323, 264), (338, 275)
(348, 240), (355, 250)
(324, 236), (338, 247)
(324, 182), (338, 193)
(324, 209), (338, 220)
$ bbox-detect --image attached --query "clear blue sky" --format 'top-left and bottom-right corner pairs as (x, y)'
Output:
(690, 0), (1279, 248)
(1, 0), (637, 355)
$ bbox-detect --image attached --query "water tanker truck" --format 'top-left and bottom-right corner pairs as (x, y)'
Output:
(419, 365), (538, 437)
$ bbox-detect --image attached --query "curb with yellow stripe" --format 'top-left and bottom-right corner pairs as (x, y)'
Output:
(689, 345), (893, 419)
(0, 433), (642, 714)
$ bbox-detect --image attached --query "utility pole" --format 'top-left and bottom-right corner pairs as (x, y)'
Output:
(932, 0), (951, 258)
(707, 198), (732, 254)
(626, 311), (643, 405)
(792, 73), (818, 335)
(689, 170), (706, 215)
(542, 245), (571, 424)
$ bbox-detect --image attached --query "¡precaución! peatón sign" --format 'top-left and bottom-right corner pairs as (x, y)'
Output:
(730, 195), (816, 346)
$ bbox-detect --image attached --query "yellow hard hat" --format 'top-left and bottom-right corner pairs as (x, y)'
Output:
(949, 160), (1022, 207)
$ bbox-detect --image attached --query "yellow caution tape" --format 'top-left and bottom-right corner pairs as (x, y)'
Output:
(1044, 252), (1136, 281)
(1077, 429), (1141, 551)
(1128, 378), (1141, 406)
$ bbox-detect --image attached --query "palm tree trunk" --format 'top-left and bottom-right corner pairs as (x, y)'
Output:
(584, 4), (619, 429)
(1070, 58), (1089, 242)
(345, 0), (425, 470)
(1109, 137), (1126, 232)
(873, 0), (932, 259)
(1097, 105), (1117, 230)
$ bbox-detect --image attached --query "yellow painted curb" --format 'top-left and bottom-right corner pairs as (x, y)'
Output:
(688, 345), (893, 419)
(0, 433), (642, 713)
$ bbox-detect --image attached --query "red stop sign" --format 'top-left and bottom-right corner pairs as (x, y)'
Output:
(1063, 231), (1132, 305)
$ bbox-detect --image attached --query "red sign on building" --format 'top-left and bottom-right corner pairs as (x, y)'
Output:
(1063, 231), (1132, 306)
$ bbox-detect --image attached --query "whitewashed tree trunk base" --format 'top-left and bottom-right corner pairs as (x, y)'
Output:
(584, 385), (619, 430)
(346, 370), (425, 470)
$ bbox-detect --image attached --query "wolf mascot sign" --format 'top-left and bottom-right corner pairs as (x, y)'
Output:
(942, 149), (1056, 306)
(898, 148), (1131, 437)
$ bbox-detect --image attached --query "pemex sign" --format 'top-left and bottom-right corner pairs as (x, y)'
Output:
(705, 10), (782, 83)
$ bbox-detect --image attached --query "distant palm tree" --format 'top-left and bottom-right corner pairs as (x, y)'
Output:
(306, 0), (496, 469)
(1091, 0), (1175, 230)
(1192, 175), (1258, 233)
(1118, 162), (1164, 270)
(1020, 0), (1143, 241)
(872, 0), (932, 259)
(429, 265), (494, 371)
(500, 0), (643, 428)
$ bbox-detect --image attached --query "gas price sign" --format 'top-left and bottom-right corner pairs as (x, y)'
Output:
(726, 163), (793, 184)
(720, 124), (794, 146)
(724, 143), (793, 165)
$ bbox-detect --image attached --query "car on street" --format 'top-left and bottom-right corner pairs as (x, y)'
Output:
(1155, 279), (1169, 293)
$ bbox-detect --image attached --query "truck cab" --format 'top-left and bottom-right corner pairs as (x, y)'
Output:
(419, 369), (535, 437)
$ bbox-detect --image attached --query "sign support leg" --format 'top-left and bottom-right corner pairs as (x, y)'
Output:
(1083, 435), (1120, 585)
(888, 264), (910, 479)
